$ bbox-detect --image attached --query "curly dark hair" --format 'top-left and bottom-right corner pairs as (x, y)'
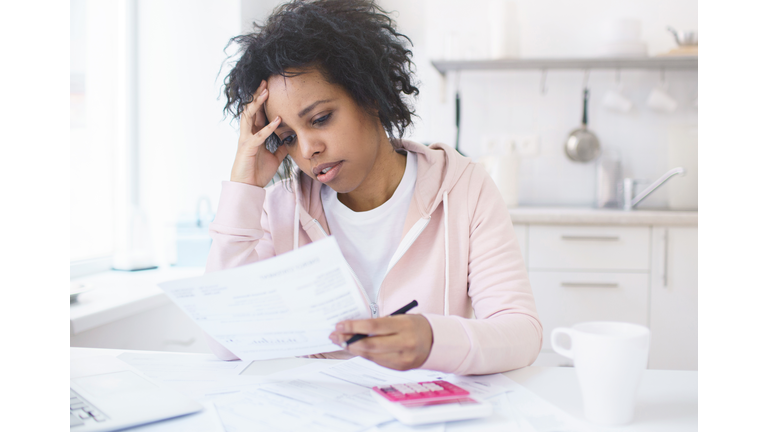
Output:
(223, 0), (419, 177)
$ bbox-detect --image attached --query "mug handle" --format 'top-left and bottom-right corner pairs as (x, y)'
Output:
(551, 327), (575, 359)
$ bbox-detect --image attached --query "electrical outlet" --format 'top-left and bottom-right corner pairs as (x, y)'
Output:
(481, 135), (499, 155)
(516, 134), (540, 156)
(482, 135), (533, 156)
(481, 135), (512, 155)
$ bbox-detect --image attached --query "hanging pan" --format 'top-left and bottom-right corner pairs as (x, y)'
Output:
(565, 88), (601, 162)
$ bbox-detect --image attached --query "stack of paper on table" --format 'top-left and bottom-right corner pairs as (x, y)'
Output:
(209, 356), (586, 432)
(119, 351), (588, 432)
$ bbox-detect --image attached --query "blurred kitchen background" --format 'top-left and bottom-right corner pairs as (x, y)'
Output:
(70, 0), (697, 370)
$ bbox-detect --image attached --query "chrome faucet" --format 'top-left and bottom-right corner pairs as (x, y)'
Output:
(623, 167), (686, 210)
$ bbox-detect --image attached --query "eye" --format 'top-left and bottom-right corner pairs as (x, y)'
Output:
(312, 113), (331, 126)
(280, 134), (296, 146)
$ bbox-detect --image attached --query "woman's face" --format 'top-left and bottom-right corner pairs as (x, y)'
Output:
(264, 68), (389, 194)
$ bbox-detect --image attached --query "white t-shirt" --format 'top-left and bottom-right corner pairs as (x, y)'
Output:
(320, 151), (417, 304)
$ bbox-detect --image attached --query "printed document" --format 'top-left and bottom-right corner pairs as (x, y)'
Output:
(159, 237), (370, 360)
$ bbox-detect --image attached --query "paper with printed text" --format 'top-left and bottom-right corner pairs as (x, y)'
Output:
(159, 237), (370, 360)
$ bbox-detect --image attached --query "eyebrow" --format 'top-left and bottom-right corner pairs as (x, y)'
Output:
(298, 99), (334, 118)
(268, 98), (335, 129)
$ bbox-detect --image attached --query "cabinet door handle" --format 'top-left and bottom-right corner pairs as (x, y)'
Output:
(561, 282), (619, 288)
(560, 235), (620, 241)
(663, 228), (669, 288)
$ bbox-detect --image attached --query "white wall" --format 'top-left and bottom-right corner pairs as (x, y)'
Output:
(401, 0), (698, 207)
(137, 0), (240, 265)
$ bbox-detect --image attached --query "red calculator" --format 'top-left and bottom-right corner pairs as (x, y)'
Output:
(371, 381), (492, 425)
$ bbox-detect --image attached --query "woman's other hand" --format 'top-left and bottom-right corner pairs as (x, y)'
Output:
(230, 80), (288, 187)
(329, 315), (434, 371)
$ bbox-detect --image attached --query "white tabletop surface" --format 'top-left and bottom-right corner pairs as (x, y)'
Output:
(70, 267), (205, 334)
(70, 347), (697, 431)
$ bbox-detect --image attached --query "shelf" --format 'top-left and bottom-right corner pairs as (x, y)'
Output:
(431, 56), (697, 75)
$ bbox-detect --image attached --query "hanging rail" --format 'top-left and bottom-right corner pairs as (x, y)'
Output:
(431, 56), (697, 76)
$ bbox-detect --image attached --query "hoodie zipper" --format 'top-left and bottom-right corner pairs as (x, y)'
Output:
(373, 217), (431, 311)
(313, 216), (432, 319)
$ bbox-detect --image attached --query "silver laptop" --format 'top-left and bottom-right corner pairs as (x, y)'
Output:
(70, 356), (202, 431)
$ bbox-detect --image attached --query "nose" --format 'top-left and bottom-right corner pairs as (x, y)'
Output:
(298, 134), (325, 160)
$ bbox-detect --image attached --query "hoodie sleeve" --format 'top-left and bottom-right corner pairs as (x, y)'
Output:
(421, 166), (543, 375)
(202, 180), (277, 360)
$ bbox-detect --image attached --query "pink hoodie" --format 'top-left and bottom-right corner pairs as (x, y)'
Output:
(205, 140), (542, 375)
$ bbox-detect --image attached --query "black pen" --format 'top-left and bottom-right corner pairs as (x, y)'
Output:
(341, 300), (419, 348)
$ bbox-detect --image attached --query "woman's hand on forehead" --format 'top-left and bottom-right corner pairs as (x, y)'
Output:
(228, 80), (288, 188)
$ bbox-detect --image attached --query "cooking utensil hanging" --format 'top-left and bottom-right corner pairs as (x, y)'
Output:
(454, 71), (465, 156)
(565, 88), (601, 162)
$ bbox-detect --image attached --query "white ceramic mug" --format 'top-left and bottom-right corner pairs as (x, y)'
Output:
(602, 88), (633, 113)
(551, 321), (650, 425)
(646, 86), (678, 112)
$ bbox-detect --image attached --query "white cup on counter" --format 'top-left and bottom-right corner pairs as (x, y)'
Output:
(551, 321), (650, 425)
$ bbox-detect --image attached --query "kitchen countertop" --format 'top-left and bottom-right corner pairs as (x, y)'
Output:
(508, 206), (698, 226)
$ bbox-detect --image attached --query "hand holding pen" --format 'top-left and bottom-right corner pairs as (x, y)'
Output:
(329, 300), (434, 371)
(342, 300), (419, 347)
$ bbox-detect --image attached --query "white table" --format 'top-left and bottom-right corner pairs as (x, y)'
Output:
(71, 347), (697, 431)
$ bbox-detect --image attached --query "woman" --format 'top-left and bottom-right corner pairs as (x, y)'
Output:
(206, 0), (542, 375)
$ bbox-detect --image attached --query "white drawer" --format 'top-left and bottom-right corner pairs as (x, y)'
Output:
(530, 271), (649, 351)
(528, 225), (650, 271)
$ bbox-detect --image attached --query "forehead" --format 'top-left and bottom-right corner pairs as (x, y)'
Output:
(265, 68), (336, 115)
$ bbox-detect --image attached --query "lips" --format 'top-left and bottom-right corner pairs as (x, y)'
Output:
(313, 161), (342, 176)
(315, 161), (343, 183)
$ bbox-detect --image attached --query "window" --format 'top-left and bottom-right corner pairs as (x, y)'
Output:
(71, 0), (138, 274)
(71, 0), (119, 263)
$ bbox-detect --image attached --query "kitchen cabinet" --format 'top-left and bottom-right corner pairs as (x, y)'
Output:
(649, 226), (698, 370)
(528, 225), (650, 271)
(511, 210), (698, 370)
(531, 271), (650, 353)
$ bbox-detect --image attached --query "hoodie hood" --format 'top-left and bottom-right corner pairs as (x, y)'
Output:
(400, 140), (473, 217)
(293, 140), (473, 223)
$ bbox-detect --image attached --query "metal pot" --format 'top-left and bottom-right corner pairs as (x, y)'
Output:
(565, 88), (601, 162)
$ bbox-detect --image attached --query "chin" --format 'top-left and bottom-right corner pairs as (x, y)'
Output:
(325, 177), (361, 194)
